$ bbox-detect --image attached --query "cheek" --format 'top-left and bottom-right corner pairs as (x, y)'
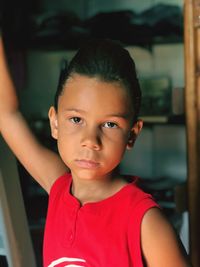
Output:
(104, 134), (128, 159)
(109, 132), (130, 157)
(56, 130), (76, 164)
(58, 118), (78, 134)
(104, 129), (129, 146)
(56, 138), (69, 160)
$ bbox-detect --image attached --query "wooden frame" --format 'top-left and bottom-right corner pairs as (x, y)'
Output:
(0, 137), (36, 267)
(184, 0), (200, 266)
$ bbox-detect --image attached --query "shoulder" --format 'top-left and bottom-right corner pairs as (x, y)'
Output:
(48, 172), (72, 201)
(123, 178), (160, 233)
(141, 208), (191, 267)
(125, 177), (159, 212)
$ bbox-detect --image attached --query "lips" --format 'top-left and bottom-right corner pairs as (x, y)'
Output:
(75, 159), (100, 169)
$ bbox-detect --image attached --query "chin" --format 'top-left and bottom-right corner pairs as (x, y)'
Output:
(71, 168), (109, 181)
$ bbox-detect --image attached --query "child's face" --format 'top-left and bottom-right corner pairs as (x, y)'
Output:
(49, 74), (142, 181)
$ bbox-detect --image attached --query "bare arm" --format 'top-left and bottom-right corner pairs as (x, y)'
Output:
(141, 208), (192, 267)
(0, 36), (68, 193)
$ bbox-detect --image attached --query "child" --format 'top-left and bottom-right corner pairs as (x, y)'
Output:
(0, 34), (191, 267)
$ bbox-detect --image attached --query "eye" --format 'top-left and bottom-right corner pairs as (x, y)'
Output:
(70, 117), (82, 124)
(103, 122), (118, 129)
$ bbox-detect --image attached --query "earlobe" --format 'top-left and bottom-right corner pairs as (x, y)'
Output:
(48, 106), (58, 139)
(126, 119), (143, 150)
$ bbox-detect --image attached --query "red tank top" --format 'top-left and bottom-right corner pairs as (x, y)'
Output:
(43, 173), (159, 267)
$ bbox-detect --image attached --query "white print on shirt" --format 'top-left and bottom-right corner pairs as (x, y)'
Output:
(48, 257), (86, 267)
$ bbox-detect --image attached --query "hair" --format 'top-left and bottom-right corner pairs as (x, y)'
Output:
(54, 38), (141, 122)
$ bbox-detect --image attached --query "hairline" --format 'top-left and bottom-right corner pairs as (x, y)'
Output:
(56, 72), (136, 123)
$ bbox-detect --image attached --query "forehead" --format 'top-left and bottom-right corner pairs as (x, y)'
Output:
(58, 74), (133, 114)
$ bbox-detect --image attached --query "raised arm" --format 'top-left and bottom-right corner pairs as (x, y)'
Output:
(0, 35), (67, 193)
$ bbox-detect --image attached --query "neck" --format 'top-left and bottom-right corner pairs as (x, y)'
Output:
(70, 173), (128, 205)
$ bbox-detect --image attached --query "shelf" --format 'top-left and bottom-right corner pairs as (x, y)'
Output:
(141, 114), (185, 125)
(141, 116), (168, 124)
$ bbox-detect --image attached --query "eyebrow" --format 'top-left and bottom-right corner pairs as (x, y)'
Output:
(105, 113), (130, 119)
(64, 108), (86, 113)
(64, 108), (130, 119)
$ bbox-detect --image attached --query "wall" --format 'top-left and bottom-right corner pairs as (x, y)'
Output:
(120, 125), (187, 180)
(120, 44), (186, 181)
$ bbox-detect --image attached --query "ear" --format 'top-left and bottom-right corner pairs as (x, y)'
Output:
(126, 119), (143, 150)
(48, 106), (58, 139)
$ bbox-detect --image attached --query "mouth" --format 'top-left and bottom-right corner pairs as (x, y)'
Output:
(75, 159), (100, 169)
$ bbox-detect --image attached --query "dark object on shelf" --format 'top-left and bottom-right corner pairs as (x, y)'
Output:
(139, 4), (183, 40)
(85, 4), (183, 49)
(1, 0), (36, 48)
(0, 256), (8, 267)
(139, 76), (172, 116)
(168, 114), (185, 124)
(85, 10), (153, 49)
(28, 11), (90, 50)
(1, 3), (183, 50)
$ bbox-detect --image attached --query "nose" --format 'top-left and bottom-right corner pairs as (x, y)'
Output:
(81, 127), (102, 150)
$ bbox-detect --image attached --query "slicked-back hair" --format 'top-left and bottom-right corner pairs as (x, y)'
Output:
(54, 39), (141, 122)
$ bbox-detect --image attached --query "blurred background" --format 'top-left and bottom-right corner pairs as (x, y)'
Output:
(0, 0), (191, 267)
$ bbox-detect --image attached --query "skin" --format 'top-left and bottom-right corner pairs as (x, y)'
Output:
(141, 208), (191, 267)
(0, 36), (191, 267)
(0, 37), (67, 192)
(49, 74), (142, 203)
